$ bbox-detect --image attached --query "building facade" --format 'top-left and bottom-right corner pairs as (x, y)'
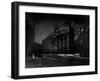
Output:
(42, 22), (75, 54)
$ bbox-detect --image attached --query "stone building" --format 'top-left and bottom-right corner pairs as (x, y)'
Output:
(42, 22), (75, 54)
(41, 21), (89, 57)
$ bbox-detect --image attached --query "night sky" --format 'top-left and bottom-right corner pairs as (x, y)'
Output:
(26, 12), (89, 44)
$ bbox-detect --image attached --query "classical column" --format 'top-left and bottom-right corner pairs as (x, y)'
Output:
(64, 34), (67, 50)
(57, 36), (59, 50)
(59, 36), (61, 50)
(62, 35), (65, 50)
(60, 35), (63, 50)
(69, 25), (74, 53)
(67, 34), (69, 50)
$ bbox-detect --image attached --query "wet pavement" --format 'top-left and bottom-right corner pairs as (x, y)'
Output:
(25, 55), (89, 68)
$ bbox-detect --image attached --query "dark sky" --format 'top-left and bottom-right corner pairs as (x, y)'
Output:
(26, 12), (89, 44)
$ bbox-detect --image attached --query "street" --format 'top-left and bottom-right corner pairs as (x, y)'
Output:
(26, 55), (89, 68)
